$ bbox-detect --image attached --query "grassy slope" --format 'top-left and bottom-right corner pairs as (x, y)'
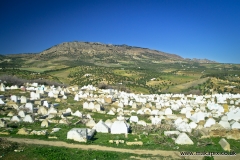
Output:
(166, 77), (209, 93)
(1, 142), (158, 160)
(1, 52), (240, 94)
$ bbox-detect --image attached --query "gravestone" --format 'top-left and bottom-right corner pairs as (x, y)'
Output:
(20, 96), (27, 103)
(175, 133), (194, 145)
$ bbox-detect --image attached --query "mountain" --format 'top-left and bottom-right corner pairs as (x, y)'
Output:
(39, 41), (182, 61)
(38, 42), (216, 63)
(2, 41), (217, 70)
(185, 58), (217, 63)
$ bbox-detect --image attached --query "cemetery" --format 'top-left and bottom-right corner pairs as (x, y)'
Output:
(0, 80), (240, 158)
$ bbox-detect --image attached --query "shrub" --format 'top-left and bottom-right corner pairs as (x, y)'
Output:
(0, 75), (66, 87)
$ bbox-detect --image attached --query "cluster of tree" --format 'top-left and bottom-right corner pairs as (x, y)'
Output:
(67, 65), (194, 94)
(0, 75), (65, 87)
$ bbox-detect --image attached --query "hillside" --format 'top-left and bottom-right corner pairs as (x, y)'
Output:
(3, 42), (239, 95)
(3, 42), (217, 70)
(38, 41), (217, 64)
(39, 41), (183, 61)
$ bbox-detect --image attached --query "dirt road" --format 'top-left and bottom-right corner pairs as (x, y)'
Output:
(2, 137), (238, 160)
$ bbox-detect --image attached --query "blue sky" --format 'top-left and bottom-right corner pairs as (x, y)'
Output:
(0, 0), (239, 63)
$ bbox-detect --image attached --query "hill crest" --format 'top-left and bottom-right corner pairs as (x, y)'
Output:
(39, 41), (216, 63)
(40, 41), (182, 61)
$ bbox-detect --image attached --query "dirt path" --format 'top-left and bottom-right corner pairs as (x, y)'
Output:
(2, 137), (238, 160)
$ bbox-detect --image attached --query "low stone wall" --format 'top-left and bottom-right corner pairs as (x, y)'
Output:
(201, 129), (240, 140)
(126, 141), (143, 146)
(0, 132), (9, 135)
(48, 136), (58, 139)
(109, 140), (125, 145)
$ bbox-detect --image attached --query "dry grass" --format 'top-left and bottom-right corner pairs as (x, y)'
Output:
(167, 77), (209, 92)
(113, 69), (140, 79)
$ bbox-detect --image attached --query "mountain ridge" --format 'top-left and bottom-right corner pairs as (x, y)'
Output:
(38, 41), (217, 63)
